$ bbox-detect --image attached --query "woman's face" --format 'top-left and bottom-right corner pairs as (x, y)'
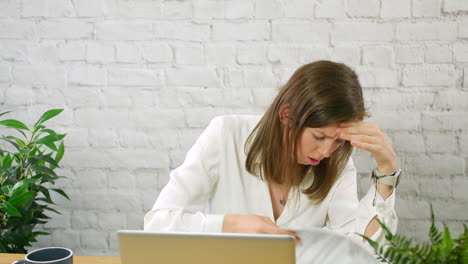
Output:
(296, 123), (344, 166)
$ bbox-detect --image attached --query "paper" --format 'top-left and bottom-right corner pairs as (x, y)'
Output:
(291, 228), (379, 264)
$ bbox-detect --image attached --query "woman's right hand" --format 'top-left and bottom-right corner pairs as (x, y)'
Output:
(222, 214), (301, 243)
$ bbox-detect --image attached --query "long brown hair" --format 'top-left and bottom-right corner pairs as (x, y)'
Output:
(245, 61), (368, 203)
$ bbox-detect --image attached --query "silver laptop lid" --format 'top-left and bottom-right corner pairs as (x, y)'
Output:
(118, 230), (295, 264)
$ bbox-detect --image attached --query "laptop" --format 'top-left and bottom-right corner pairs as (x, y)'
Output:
(117, 230), (296, 264)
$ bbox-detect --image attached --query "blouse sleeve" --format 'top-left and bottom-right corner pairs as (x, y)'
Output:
(144, 117), (225, 233)
(325, 158), (398, 245)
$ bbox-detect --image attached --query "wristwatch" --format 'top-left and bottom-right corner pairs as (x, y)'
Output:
(371, 168), (402, 188)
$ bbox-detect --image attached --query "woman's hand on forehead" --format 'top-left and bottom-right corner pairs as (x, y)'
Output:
(336, 121), (397, 174)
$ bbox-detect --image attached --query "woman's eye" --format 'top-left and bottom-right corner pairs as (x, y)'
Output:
(313, 135), (325, 141)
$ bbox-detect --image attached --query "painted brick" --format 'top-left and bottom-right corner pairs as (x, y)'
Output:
(224, 0), (254, 19)
(355, 67), (399, 88)
(69, 64), (106, 86)
(194, 0), (224, 19)
(4, 86), (33, 106)
(396, 22), (457, 41)
(254, 0), (283, 18)
(0, 0), (19, 18)
(51, 230), (81, 250)
(59, 41), (86, 61)
(108, 171), (135, 190)
(238, 44), (268, 64)
(118, 128), (148, 148)
(166, 67), (220, 87)
(425, 133), (458, 153)
(76, 0), (103, 17)
(205, 44), (236, 65)
(64, 86), (100, 108)
(332, 23), (394, 42)
(162, 0), (192, 19)
(72, 210), (99, 229)
(175, 44), (205, 65)
(0, 40), (29, 61)
(48, 0), (75, 17)
(298, 46), (331, 64)
(21, 0), (47, 17)
(108, 68), (162, 87)
(454, 43), (468, 62)
(81, 230), (108, 249)
(28, 44), (61, 64)
(97, 212), (127, 231)
(444, 0), (468, 12)
(157, 22), (210, 42)
(130, 109), (186, 129)
(368, 111), (420, 131)
(0, 64), (11, 83)
(85, 42), (115, 63)
(13, 65), (66, 89)
(103, 0), (162, 18)
(459, 19), (468, 39)
(331, 45), (361, 66)
(273, 22), (330, 43)
(347, 0), (379, 17)
(362, 46), (394, 68)
(141, 43), (172, 63)
(404, 154), (464, 176)
(395, 45), (424, 64)
(115, 43), (141, 63)
(88, 129), (119, 148)
(393, 132), (425, 153)
(283, 0), (315, 18)
(425, 45), (453, 63)
(74, 109), (130, 129)
(96, 22), (154, 41)
(402, 65), (455, 87)
(412, 0), (441, 17)
(0, 21), (35, 39)
(381, 0), (411, 18)
(422, 112), (468, 131)
(213, 22), (269, 41)
(101, 87), (132, 107)
(243, 69), (281, 89)
(452, 177), (468, 201)
(39, 21), (93, 39)
(315, 0), (346, 18)
(433, 90), (468, 110)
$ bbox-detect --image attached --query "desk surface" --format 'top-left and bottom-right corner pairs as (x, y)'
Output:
(0, 254), (120, 264)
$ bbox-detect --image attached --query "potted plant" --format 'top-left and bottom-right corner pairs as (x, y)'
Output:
(0, 109), (69, 253)
(362, 206), (467, 263)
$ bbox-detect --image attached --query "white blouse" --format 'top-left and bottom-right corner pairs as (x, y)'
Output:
(144, 115), (398, 244)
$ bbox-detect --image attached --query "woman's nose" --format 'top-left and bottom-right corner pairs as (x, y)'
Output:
(319, 140), (335, 158)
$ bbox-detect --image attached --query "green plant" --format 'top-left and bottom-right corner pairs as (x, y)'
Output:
(362, 206), (468, 264)
(0, 109), (69, 253)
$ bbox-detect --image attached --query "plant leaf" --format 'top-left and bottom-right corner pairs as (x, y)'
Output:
(31, 166), (57, 177)
(3, 201), (22, 217)
(0, 119), (29, 130)
(0, 110), (13, 118)
(34, 109), (63, 128)
(51, 188), (70, 200)
(26, 155), (60, 168)
(8, 191), (36, 207)
(55, 141), (65, 164)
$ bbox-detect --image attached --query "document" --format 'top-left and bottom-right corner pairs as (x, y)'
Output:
(291, 228), (378, 264)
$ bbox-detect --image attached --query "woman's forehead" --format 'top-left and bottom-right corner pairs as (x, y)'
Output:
(305, 123), (340, 137)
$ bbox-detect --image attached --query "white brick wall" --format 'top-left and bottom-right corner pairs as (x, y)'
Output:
(1, 0), (467, 257)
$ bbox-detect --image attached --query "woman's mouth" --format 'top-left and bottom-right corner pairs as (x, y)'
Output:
(307, 157), (321, 165)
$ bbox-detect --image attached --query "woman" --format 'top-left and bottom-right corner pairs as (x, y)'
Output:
(144, 61), (399, 245)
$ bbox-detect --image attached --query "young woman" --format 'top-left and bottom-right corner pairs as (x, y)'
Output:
(144, 61), (400, 245)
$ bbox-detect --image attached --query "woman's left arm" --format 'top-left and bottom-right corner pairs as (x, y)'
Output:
(336, 121), (399, 239)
